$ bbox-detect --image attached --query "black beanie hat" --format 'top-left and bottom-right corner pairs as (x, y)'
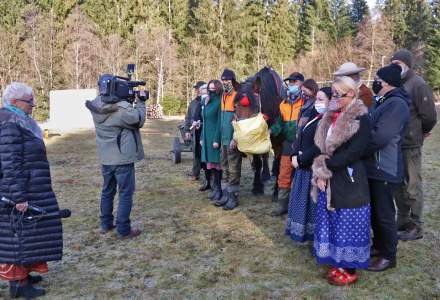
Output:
(221, 68), (236, 81)
(377, 64), (402, 87)
(390, 49), (413, 68)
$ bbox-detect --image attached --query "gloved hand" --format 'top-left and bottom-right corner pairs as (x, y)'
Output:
(139, 90), (149, 102)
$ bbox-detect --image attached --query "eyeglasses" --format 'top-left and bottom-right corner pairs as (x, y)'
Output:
(332, 93), (347, 100)
(17, 98), (35, 107)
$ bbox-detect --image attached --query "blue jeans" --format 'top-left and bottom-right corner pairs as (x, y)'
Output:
(100, 164), (135, 236)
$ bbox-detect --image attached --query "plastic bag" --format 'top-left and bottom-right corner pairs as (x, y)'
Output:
(232, 113), (271, 155)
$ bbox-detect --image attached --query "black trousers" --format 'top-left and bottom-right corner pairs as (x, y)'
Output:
(192, 130), (202, 177)
(369, 179), (398, 260)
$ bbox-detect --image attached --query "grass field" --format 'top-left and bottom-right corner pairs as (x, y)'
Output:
(1, 115), (439, 299)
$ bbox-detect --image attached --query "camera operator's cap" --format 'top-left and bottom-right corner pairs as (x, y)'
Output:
(333, 62), (366, 76)
(193, 81), (206, 89)
(221, 68), (236, 81)
(284, 72), (304, 82)
(377, 63), (402, 87)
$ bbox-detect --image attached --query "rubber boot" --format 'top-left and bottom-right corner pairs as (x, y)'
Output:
(10, 280), (46, 299)
(251, 169), (264, 196)
(271, 188), (289, 216)
(199, 169), (211, 191)
(261, 153), (271, 182)
(223, 191), (239, 210)
(211, 170), (222, 201)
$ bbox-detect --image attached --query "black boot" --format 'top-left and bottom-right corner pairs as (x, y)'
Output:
(10, 280), (46, 299)
(261, 153), (271, 182)
(211, 170), (222, 201)
(28, 274), (43, 284)
(251, 167), (264, 196)
(223, 191), (239, 210)
(199, 169), (211, 191)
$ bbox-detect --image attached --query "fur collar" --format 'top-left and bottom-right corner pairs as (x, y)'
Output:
(314, 99), (367, 156)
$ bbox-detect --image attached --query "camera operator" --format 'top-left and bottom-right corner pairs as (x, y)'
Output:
(86, 74), (148, 240)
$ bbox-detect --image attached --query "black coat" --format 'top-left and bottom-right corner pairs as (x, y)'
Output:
(292, 109), (321, 169)
(0, 108), (63, 264)
(312, 100), (371, 209)
(326, 114), (371, 208)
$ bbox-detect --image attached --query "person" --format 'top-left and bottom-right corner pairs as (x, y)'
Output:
(214, 68), (241, 210)
(184, 80), (206, 181)
(391, 49), (437, 241)
(200, 81), (222, 201)
(86, 75), (147, 239)
(196, 84), (212, 192)
(312, 76), (371, 286)
(333, 62), (374, 107)
(270, 73), (305, 216)
(271, 72), (304, 202)
(363, 64), (410, 272)
(286, 87), (331, 242)
(0, 82), (63, 298)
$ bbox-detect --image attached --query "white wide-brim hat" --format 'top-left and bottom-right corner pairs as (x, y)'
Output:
(333, 62), (366, 76)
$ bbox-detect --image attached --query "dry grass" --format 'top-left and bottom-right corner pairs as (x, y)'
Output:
(1, 116), (439, 300)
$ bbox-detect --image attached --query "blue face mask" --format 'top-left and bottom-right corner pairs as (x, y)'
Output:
(288, 85), (300, 96)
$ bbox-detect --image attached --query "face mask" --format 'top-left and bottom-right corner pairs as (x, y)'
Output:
(208, 91), (216, 97)
(287, 85), (300, 96)
(223, 82), (233, 94)
(372, 80), (383, 95)
(328, 99), (343, 112)
(314, 102), (326, 114)
(400, 66), (408, 78)
(201, 94), (208, 101)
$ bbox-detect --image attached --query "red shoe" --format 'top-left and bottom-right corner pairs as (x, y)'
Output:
(326, 267), (343, 279)
(327, 269), (358, 286)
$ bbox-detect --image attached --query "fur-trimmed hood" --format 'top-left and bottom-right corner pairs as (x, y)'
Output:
(314, 99), (368, 156)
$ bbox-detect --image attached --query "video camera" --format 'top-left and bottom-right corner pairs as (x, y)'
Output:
(98, 64), (149, 104)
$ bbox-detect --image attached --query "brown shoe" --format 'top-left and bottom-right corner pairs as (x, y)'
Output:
(398, 223), (423, 241)
(118, 229), (142, 240)
(367, 257), (396, 272)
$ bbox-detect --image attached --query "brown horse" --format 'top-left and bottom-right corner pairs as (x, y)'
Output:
(234, 67), (286, 196)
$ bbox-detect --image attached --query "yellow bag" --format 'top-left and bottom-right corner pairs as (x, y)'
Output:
(232, 113), (271, 155)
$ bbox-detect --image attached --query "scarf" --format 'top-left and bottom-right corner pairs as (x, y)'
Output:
(4, 105), (43, 140)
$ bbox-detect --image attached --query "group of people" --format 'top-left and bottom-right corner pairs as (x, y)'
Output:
(184, 48), (437, 285)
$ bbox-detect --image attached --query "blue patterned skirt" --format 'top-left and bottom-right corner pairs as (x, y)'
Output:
(285, 169), (316, 243)
(313, 191), (371, 269)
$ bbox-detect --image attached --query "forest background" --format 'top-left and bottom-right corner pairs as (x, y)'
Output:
(0, 0), (439, 120)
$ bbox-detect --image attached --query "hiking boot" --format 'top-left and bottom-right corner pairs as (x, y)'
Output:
(398, 223), (423, 241)
(10, 280), (45, 299)
(100, 225), (116, 234)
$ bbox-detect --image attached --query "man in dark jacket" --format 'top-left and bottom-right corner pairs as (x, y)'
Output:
(184, 81), (206, 181)
(391, 49), (437, 241)
(364, 64), (410, 272)
(86, 75), (147, 239)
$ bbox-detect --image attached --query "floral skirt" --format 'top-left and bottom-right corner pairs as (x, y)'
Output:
(285, 169), (316, 242)
(313, 191), (371, 269)
(0, 262), (48, 281)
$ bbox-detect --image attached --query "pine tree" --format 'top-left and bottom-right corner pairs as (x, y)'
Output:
(266, 0), (298, 74)
(330, 0), (354, 40)
(350, 0), (369, 26)
(426, 0), (440, 90)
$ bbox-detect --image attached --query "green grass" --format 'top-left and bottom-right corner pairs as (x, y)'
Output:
(3, 116), (439, 299)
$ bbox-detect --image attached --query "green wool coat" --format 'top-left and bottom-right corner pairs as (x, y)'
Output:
(201, 94), (221, 163)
